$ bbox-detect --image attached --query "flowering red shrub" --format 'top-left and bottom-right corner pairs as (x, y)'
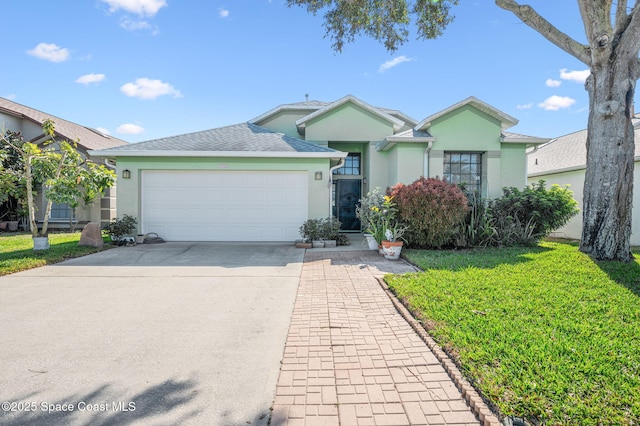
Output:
(390, 177), (469, 248)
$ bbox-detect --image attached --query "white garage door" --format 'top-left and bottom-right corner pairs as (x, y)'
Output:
(141, 170), (308, 241)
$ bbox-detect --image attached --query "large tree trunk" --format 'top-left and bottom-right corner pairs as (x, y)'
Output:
(579, 64), (636, 261)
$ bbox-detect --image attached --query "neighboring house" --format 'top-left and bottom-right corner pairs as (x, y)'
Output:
(89, 95), (548, 242)
(527, 118), (640, 245)
(0, 97), (129, 229)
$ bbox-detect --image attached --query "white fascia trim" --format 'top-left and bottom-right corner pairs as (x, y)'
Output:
(376, 136), (435, 152)
(415, 96), (519, 131)
(88, 150), (349, 159)
(501, 137), (551, 144)
(296, 95), (405, 132)
(249, 104), (323, 124)
(528, 165), (586, 177)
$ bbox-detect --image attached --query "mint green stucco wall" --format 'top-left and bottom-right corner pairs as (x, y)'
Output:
(114, 156), (331, 232)
(305, 103), (394, 143)
(500, 143), (528, 189)
(392, 144), (427, 186)
(424, 105), (526, 198)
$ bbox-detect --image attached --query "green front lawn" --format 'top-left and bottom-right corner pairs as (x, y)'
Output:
(0, 233), (111, 276)
(387, 241), (640, 425)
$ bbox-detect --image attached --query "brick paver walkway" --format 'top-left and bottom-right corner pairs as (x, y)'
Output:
(271, 251), (493, 426)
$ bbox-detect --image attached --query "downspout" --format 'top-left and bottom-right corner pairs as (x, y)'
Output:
(423, 141), (433, 178)
(328, 158), (345, 220)
(103, 158), (117, 169)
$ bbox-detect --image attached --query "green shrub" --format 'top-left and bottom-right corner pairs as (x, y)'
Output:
(299, 217), (342, 242)
(299, 218), (321, 241)
(391, 177), (468, 248)
(102, 214), (137, 241)
(490, 180), (579, 243)
(319, 217), (341, 240)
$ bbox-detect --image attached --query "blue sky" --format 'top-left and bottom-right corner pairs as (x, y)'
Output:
(1, 1), (603, 143)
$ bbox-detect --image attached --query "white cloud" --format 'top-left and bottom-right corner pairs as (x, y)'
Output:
(560, 68), (590, 83)
(516, 103), (533, 110)
(120, 78), (183, 100)
(4, 94), (16, 101)
(378, 55), (414, 73)
(546, 79), (561, 88)
(538, 95), (576, 111)
(96, 127), (111, 135)
(116, 123), (145, 134)
(101, 0), (166, 16)
(120, 17), (151, 30)
(76, 73), (106, 85)
(27, 43), (70, 63)
(219, 8), (229, 18)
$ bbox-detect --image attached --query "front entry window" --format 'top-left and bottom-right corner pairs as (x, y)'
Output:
(444, 152), (483, 194)
(333, 153), (361, 175)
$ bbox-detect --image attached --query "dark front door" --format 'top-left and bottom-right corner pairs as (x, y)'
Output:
(334, 179), (361, 231)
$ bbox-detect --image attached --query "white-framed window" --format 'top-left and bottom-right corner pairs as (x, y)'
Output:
(444, 152), (483, 194)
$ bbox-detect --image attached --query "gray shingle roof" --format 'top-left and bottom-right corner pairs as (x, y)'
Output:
(528, 125), (640, 176)
(94, 122), (341, 154)
(0, 97), (128, 150)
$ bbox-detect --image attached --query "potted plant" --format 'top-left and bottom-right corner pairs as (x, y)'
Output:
(299, 218), (323, 247)
(381, 225), (408, 260)
(103, 214), (138, 245)
(320, 217), (341, 248)
(356, 188), (385, 250)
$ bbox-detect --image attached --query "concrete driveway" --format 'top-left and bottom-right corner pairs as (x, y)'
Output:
(0, 242), (303, 426)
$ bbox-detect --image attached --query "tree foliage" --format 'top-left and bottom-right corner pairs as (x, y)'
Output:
(286, 0), (458, 52)
(0, 120), (116, 239)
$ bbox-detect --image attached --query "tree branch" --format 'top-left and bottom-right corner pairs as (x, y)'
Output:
(616, 1), (640, 63)
(615, 0), (630, 31)
(495, 0), (592, 65)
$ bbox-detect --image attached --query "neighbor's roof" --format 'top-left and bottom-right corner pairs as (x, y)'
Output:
(0, 97), (128, 150)
(89, 122), (347, 159)
(528, 124), (640, 176)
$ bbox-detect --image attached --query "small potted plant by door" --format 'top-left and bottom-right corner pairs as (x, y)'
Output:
(381, 226), (407, 260)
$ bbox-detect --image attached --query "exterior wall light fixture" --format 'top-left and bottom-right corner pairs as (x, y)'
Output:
(315, 171), (322, 180)
(122, 169), (131, 179)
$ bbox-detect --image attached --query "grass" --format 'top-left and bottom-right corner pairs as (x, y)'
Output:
(0, 232), (111, 276)
(387, 241), (640, 425)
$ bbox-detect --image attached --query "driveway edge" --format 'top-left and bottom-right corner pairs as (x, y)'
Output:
(376, 277), (502, 426)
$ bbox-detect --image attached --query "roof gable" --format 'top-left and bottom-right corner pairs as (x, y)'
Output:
(0, 97), (128, 150)
(295, 95), (405, 134)
(415, 96), (518, 131)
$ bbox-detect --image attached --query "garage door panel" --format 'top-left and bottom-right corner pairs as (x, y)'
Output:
(142, 170), (308, 241)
